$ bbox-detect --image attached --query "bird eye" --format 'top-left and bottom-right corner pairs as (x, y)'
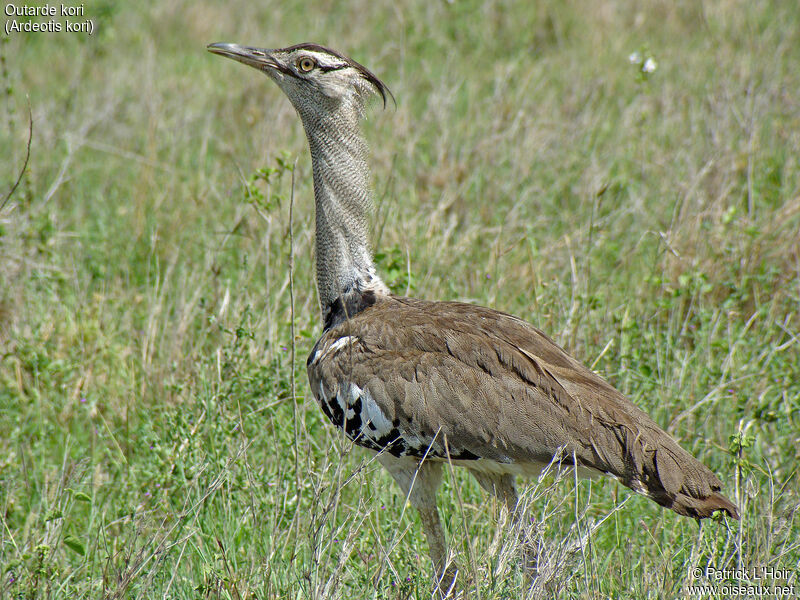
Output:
(297, 57), (316, 73)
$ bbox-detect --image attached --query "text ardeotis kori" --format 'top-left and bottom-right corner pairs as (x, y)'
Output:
(208, 41), (739, 587)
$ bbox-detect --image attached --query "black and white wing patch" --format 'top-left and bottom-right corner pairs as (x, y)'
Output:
(307, 333), (479, 460)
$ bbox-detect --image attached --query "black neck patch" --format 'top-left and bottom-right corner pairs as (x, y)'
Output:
(323, 288), (379, 332)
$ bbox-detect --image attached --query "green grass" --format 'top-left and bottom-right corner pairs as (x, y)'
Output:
(1, 0), (799, 598)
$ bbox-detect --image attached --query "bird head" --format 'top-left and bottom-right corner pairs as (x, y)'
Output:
(207, 42), (391, 119)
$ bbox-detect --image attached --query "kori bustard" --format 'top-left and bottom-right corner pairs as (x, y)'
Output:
(208, 41), (738, 587)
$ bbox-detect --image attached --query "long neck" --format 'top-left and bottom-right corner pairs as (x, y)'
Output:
(301, 107), (389, 324)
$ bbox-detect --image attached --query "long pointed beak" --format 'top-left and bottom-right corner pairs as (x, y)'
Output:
(207, 42), (284, 73)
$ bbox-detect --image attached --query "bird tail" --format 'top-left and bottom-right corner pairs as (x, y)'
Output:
(592, 422), (741, 521)
(621, 433), (740, 521)
(664, 489), (740, 520)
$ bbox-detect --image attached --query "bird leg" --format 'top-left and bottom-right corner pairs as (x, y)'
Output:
(377, 454), (458, 595)
(469, 469), (542, 580)
(469, 470), (521, 558)
(469, 470), (518, 515)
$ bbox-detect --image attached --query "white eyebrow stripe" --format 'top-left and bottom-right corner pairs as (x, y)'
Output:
(299, 51), (348, 70)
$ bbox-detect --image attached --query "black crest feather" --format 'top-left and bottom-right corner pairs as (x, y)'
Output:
(283, 42), (394, 108)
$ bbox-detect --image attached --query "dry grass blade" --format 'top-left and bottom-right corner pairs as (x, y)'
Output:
(1, 2), (798, 598)
(0, 101), (31, 212)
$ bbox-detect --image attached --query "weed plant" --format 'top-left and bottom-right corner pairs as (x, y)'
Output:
(1, 1), (798, 598)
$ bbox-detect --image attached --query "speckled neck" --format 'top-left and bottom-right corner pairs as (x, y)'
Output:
(300, 106), (389, 322)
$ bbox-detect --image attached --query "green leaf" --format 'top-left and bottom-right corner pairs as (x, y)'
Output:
(45, 509), (63, 522)
(67, 488), (92, 503)
(63, 535), (85, 556)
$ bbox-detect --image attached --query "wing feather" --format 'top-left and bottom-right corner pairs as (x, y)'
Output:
(306, 294), (738, 518)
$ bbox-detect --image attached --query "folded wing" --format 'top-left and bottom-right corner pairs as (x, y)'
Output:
(307, 295), (739, 519)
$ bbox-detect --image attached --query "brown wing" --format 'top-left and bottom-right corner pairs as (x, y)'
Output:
(307, 294), (738, 519)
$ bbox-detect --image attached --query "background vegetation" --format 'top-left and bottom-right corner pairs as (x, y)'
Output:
(1, 0), (798, 598)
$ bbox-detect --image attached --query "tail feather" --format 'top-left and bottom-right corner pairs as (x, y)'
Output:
(665, 490), (740, 520)
(605, 424), (740, 521)
(634, 443), (739, 520)
(620, 468), (739, 520)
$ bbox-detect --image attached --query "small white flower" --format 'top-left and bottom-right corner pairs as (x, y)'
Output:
(642, 58), (657, 73)
(629, 51), (642, 64)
